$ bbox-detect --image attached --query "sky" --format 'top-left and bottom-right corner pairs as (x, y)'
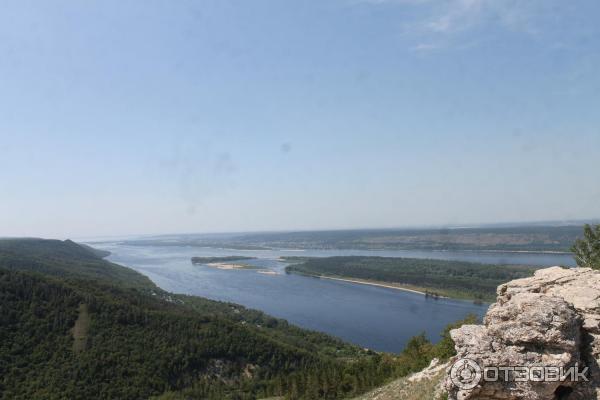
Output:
(1, 0), (599, 238)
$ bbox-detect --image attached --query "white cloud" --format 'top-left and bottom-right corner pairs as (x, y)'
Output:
(356, 0), (545, 36)
(352, 0), (560, 51)
(425, 0), (485, 33)
(422, 0), (543, 35)
(412, 42), (439, 52)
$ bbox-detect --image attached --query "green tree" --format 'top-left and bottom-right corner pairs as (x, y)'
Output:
(571, 224), (600, 269)
(433, 314), (478, 360)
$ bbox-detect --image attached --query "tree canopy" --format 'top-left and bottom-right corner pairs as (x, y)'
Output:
(572, 224), (600, 270)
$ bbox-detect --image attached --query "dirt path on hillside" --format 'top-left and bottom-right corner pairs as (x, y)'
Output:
(72, 303), (90, 353)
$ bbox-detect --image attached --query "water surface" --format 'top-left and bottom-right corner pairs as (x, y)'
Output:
(94, 242), (573, 353)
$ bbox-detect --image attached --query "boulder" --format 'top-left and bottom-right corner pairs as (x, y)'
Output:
(445, 267), (600, 400)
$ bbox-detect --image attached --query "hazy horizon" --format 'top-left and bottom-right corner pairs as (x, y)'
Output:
(2, 0), (599, 238)
(0, 217), (594, 243)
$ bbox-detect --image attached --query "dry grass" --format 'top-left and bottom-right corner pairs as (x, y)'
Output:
(353, 369), (446, 400)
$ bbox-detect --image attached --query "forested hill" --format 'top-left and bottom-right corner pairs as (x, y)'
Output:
(0, 238), (406, 400)
(0, 238), (150, 288)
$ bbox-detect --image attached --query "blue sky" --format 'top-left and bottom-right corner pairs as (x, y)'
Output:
(1, 0), (599, 238)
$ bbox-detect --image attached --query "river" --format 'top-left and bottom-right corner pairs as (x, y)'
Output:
(91, 240), (574, 353)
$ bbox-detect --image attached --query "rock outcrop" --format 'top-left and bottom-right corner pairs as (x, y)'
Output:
(445, 267), (600, 400)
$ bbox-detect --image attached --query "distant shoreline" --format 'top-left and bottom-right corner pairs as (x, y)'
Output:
(445, 249), (572, 255)
(276, 248), (572, 255)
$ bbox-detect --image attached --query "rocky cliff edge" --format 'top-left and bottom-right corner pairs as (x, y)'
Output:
(445, 267), (600, 400)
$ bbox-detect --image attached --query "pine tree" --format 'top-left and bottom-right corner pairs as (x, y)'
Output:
(571, 224), (600, 269)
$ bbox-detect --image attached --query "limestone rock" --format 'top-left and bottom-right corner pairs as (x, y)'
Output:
(444, 267), (600, 400)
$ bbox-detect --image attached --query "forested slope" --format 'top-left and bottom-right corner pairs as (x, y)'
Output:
(0, 239), (401, 400)
(0, 238), (151, 288)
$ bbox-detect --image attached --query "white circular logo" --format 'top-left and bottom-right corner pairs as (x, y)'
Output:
(450, 358), (482, 390)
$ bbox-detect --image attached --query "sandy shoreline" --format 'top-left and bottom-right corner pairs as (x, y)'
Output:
(257, 270), (279, 275)
(313, 275), (447, 298)
(205, 262), (280, 275)
(206, 262), (252, 270)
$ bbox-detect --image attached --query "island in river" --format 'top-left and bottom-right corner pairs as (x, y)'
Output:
(191, 255), (257, 264)
(191, 255), (267, 271)
(284, 255), (539, 302)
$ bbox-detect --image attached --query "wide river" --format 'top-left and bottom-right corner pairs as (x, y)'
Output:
(92, 241), (575, 353)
